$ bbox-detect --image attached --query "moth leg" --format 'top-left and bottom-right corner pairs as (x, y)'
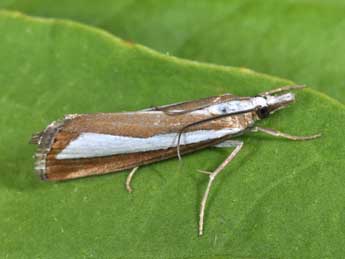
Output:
(252, 126), (321, 141)
(198, 140), (243, 236)
(213, 140), (241, 148)
(125, 167), (139, 193)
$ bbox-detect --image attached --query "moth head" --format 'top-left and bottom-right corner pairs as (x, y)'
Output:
(256, 92), (295, 119)
(254, 85), (306, 119)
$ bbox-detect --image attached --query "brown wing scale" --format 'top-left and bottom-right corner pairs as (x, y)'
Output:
(149, 94), (249, 114)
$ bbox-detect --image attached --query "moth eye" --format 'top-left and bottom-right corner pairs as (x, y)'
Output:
(257, 106), (270, 118)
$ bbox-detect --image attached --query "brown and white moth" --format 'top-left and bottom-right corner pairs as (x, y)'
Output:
(30, 85), (320, 235)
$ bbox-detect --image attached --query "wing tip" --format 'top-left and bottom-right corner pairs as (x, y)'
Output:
(29, 132), (43, 144)
(30, 117), (71, 180)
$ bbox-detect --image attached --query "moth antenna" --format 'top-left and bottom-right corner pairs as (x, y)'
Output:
(259, 85), (306, 96)
(155, 104), (212, 116)
(176, 115), (229, 160)
(176, 107), (258, 160)
(153, 96), (252, 116)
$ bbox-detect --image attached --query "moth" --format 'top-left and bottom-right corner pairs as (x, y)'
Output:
(30, 85), (320, 235)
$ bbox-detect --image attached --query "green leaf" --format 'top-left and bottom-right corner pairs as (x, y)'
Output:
(1, 0), (345, 102)
(0, 11), (344, 258)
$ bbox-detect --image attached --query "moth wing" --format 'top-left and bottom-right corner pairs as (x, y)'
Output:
(145, 93), (240, 114)
(43, 137), (226, 181)
(32, 112), (245, 181)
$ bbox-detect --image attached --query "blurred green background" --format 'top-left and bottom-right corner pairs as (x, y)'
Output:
(1, 1), (344, 259)
(2, 0), (345, 102)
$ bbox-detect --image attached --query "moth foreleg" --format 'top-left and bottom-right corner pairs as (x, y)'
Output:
(125, 167), (139, 193)
(198, 141), (243, 236)
(213, 140), (242, 148)
(252, 126), (321, 141)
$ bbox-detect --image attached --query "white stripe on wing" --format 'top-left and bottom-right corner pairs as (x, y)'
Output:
(56, 128), (242, 159)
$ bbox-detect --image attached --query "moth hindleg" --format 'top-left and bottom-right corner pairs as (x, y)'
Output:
(198, 140), (243, 236)
(125, 166), (139, 193)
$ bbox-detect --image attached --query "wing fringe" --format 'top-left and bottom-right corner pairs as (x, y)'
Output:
(30, 116), (75, 180)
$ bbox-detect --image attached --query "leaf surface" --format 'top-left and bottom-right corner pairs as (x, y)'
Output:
(0, 11), (344, 259)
